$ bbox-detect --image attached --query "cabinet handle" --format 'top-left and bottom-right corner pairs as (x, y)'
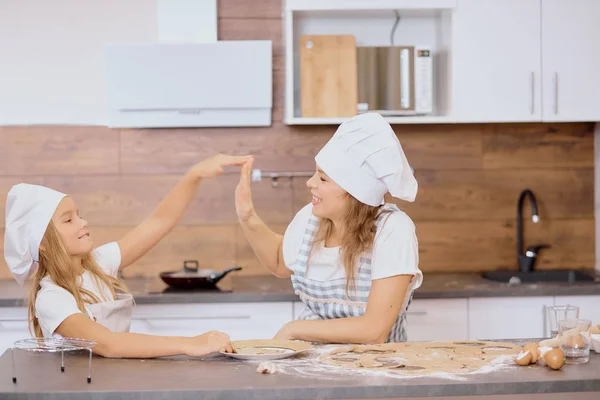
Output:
(0, 319), (28, 331)
(135, 315), (251, 321)
(553, 72), (559, 114)
(406, 311), (428, 316)
(530, 71), (534, 114)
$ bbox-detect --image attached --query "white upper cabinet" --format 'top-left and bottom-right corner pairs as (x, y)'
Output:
(541, 0), (600, 122)
(453, 0), (542, 122)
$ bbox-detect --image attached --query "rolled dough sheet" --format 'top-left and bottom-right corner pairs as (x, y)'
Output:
(319, 340), (521, 375)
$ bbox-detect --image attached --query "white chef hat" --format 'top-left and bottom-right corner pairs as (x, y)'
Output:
(315, 113), (418, 206)
(4, 183), (67, 285)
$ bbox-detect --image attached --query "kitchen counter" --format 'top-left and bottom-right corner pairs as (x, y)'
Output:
(1, 271), (599, 307)
(0, 341), (599, 400)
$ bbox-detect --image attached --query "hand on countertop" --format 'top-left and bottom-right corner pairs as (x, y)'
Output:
(184, 330), (235, 357)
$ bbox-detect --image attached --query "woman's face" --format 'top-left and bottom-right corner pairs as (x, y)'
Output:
(306, 164), (349, 220)
(50, 196), (93, 256)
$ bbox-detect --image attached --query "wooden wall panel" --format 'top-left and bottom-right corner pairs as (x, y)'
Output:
(218, 0), (282, 19)
(0, 1), (595, 281)
(0, 126), (120, 176)
(395, 169), (593, 221)
(72, 226), (236, 279)
(483, 123), (595, 169)
(394, 124), (484, 170)
(418, 219), (594, 271)
(40, 174), (293, 226)
(120, 125), (331, 174)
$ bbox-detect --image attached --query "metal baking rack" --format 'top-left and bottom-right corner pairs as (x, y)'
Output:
(11, 337), (96, 384)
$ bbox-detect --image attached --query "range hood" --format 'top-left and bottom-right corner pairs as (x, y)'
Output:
(104, 40), (273, 128)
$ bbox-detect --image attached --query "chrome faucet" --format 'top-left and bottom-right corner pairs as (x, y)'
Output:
(517, 189), (550, 273)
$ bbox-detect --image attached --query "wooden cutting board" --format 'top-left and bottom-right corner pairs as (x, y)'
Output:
(300, 34), (358, 118)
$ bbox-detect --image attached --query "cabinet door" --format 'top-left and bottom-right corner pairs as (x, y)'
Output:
(130, 302), (294, 341)
(553, 296), (600, 325)
(541, 0), (600, 121)
(453, 0), (542, 122)
(469, 297), (554, 340)
(406, 299), (468, 341)
(0, 308), (30, 357)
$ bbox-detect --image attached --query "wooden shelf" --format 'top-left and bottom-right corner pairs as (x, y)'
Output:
(284, 0), (455, 125)
(285, 115), (455, 125)
(286, 0), (457, 12)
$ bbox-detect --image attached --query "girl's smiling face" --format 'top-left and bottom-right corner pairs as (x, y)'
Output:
(49, 196), (93, 256)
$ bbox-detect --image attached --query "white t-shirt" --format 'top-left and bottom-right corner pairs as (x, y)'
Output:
(282, 204), (423, 288)
(35, 242), (122, 338)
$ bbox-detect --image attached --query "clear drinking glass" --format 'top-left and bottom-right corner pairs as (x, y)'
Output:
(547, 305), (579, 337)
(558, 318), (591, 364)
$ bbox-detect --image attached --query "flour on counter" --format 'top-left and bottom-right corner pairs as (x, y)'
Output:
(245, 344), (518, 381)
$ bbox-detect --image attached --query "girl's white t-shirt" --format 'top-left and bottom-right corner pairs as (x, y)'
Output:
(34, 242), (122, 338)
(282, 204), (423, 288)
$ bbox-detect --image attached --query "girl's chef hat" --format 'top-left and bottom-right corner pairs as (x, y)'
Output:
(315, 113), (418, 206)
(4, 183), (67, 285)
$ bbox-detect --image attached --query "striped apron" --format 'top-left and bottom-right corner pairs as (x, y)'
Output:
(290, 204), (413, 343)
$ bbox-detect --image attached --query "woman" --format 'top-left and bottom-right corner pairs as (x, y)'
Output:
(235, 113), (422, 344)
(4, 154), (251, 358)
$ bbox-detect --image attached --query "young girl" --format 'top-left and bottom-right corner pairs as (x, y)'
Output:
(4, 153), (251, 358)
(235, 113), (422, 344)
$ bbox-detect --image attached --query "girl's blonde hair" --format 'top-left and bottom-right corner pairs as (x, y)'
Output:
(312, 195), (392, 298)
(28, 220), (128, 337)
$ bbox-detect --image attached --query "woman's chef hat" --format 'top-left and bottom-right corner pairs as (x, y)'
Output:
(315, 113), (418, 206)
(4, 183), (67, 285)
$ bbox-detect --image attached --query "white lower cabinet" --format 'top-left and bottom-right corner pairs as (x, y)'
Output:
(1, 295), (599, 356)
(406, 299), (469, 341)
(130, 302), (294, 341)
(553, 296), (600, 326)
(296, 298), (469, 342)
(468, 297), (554, 340)
(0, 307), (30, 357)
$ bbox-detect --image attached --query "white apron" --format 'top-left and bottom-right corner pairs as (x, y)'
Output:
(85, 293), (134, 333)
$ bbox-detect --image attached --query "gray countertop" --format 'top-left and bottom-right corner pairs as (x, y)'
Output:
(1, 271), (599, 307)
(1, 340), (599, 399)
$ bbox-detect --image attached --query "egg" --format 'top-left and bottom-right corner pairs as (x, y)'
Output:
(522, 343), (540, 363)
(566, 334), (585, 349)
(514, 350), (532, 366)
(543, 348), (565, 370)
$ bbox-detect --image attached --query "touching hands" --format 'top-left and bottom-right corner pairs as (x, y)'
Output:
(235, 158), (257, 222)
(188, 154), (253, 180)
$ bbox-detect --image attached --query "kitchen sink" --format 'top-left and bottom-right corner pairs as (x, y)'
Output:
(481, 269), (597, 284)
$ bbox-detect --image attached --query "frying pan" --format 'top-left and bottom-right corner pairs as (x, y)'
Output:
(159, 260), (242, 290)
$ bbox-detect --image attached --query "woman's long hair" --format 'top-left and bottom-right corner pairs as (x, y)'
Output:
(312, 196), (391, 297)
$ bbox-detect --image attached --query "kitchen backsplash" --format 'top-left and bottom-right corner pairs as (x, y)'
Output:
(0, 0), (595, 279)
(0, 122), (594, 280)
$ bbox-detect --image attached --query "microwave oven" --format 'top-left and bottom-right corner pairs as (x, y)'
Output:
(356, 45), (433, 115)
